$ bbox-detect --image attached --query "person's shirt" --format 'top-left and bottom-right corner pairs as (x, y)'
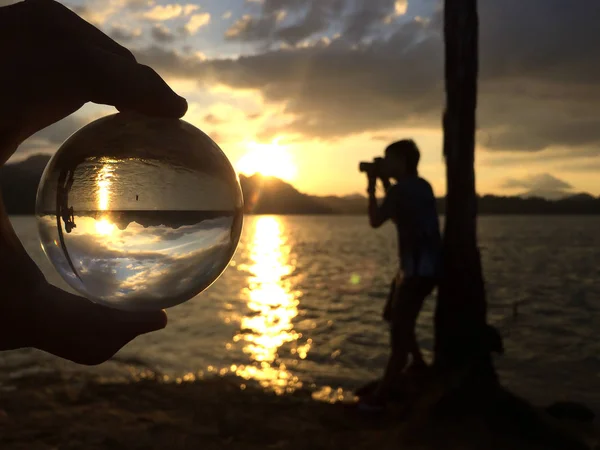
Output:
(374, 176), (442, 278)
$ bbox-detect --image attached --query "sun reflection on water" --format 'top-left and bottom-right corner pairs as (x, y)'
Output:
(94, 159), (117, 236)
(96, 161), (115, 211)
(233, 216), (304, 394)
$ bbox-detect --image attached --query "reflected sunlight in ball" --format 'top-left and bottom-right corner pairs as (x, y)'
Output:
(35, 113), (244, 312)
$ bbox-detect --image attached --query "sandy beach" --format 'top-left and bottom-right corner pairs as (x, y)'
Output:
(0, 371), (596, 450)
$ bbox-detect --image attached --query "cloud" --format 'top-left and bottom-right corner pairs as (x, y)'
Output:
(502, 173), (573, 192)
(37, 216), (237, 310)
(32, 116), (88, 145)
(109, 24), (142, 43)
(204, 114), (222, 125)
(225, 13), (282, 41)
(151, 23), (176, 43)
(501, 173), (574, 199)
(225, 0), (346, 45)
(65, 0), (150, 26)
(184, 12), (211, 35)
(11, 115), (91, 161)
(342, 0), (400, 43)
(136, 18), (443, 140)
(142, 3), (199, 21)
(135, 0), (600, 161)
(222, 10), (232, 20)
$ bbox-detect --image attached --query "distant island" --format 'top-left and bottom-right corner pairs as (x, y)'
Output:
(2, 154), (600, 215)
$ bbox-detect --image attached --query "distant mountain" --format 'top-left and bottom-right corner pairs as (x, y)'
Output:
(564, 193), (597, 202)
(0, 155), (49, 214)
(239, 174), (333, 214)
(2, 154), (600, 215)
(316, 194), (366, 214)
(519, 189), (576, 201)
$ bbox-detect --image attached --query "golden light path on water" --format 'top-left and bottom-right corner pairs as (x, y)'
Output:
(95, 159), (116, 236)
(211, 216), (348, 403)
(232, 216), (305, 395)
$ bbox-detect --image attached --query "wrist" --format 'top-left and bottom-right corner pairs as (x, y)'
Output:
(0, 120), (22, 166)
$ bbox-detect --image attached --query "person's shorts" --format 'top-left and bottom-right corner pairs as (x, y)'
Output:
(389, 276), (436, 348)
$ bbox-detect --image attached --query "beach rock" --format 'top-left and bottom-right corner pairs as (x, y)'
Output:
(545, 401), (595, 423)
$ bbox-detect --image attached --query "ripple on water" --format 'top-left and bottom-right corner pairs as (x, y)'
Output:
(5, 215), (600, 409)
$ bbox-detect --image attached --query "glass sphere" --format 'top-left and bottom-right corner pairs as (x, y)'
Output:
(35, 113), (244, 311)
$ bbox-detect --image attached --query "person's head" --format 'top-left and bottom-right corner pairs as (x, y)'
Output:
(383, 139), (420, 179)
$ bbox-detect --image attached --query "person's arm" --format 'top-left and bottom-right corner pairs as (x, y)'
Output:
(0, 0), (186, 365)
(380, 176), (392, 193)
(367, 176), (394, 228)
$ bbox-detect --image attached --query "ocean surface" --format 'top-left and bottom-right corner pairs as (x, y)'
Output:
(4, 215), (600, 409)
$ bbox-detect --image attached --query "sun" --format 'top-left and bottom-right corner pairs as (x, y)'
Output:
(95, 218), (116, 236)
(236, 140), (297, 182)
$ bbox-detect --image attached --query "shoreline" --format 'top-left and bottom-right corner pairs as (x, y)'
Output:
(0, 371), (596, 450)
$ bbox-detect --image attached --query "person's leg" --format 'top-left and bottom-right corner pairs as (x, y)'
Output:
(371, 279), (421, 402)
(406, 277), (436, 372)
(382, 277), (395, 323)
(408, 329), (426, 368)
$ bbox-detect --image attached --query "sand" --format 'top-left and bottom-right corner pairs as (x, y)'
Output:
(0, 372), (596, 450)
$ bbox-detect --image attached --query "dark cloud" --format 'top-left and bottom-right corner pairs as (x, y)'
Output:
(137, 0), (600, 158)
(13, 115), (90, 161)
(109, 24), (142, 43)
(277, 0), (345, 45)
(225, 13), (279, 42)
(226, 0), (346, 45)
(151, 24), (176, 43)
(136, 19), (443, 140)
(342, 0), (398, 43)
(32, 116), (88, 145)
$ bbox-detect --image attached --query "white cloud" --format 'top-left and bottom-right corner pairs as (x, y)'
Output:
(222, 10), (233, 20)
(394, 0), (407, 15)
(183, 4), (199, 16)
(142, 3), (199, 21)
(185, 13), (211, 34)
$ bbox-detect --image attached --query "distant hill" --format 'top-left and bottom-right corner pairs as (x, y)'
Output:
(2, 154), (600, 215)
(240, 174), (333, 214)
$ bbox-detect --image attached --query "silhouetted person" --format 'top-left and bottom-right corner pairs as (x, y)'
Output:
(57, 168), (76, 233)
(361, 140), (442, 410)
(0, 0), (187, 365)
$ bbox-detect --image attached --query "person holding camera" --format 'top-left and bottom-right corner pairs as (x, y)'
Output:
(360, 139), (442, 410)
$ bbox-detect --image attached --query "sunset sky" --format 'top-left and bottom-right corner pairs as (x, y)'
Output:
(5, 0), (600, 198)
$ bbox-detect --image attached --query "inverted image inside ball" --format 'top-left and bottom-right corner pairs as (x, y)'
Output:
(35, 112), (244, 312)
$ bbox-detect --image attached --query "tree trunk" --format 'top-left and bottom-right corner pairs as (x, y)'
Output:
(434, 0), (496, 377)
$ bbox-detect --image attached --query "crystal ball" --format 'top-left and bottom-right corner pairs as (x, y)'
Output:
(35, 113), (244, 311)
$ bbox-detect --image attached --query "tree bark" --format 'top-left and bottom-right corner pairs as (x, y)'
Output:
(434, 0), (496, 375)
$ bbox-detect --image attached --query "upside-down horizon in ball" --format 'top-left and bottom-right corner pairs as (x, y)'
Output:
(35, 113), (244, 312)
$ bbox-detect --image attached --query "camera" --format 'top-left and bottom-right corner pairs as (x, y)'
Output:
(359, 157), (384, 177)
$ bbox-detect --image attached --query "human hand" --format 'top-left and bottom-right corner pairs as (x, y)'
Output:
(366, 172), (377, 195)
(0, 0), (187, 365)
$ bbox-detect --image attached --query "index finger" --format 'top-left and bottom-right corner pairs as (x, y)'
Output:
(16, 0), (136, 61)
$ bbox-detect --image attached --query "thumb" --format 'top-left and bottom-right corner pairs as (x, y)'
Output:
(113, 309), (168, 336)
